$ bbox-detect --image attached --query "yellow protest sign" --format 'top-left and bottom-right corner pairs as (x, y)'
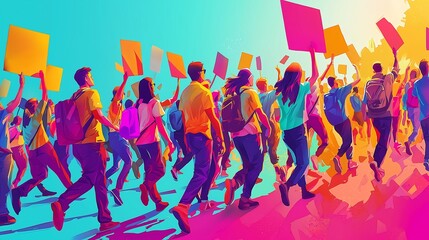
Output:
(346, 45), (361, 65)
(338, 64), (347, 75)
(0, 79), (11, 98)
(238, 52), (253, 70)
(45, 65), (63, 92)
(323, 25), (348, 59)
(4, 25), (49, 76)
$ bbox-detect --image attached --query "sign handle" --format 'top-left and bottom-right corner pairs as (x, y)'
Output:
(210, 75), (217, 88)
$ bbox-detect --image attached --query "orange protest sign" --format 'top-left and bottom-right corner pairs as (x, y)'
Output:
(338, 64), (347, 75)
(4, 25), (49, 76)
(346, 45), (361, 65)
(323, 25), (348, 59)
(45, 65), (63, 92)
(120, 40), (143, 76)
(166, 52), (186, 79)
(326, 64), (336, 78)
(238, 52), (253, 70)
(0, 79), (11, 98)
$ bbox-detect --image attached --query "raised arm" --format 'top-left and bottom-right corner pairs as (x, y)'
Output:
(6, 73), (25, 114)
(318, 55), (334, 83)
(161, 78), (180, 108)
(276, 66), (282, 81)
(39, 70), (48, 101)
(350, 64), (361, 87)
(111, 72), (129, 115)
(392, 48), (399, 73)
(309, 47), (320, 88)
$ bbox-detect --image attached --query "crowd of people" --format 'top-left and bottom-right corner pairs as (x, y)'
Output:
(1, 45), (429, 234)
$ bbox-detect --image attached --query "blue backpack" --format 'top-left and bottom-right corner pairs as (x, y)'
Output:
(324, 91), (344, 126)
(168, 101), (183, 132)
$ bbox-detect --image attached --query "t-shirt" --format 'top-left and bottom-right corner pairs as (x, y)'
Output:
(406, 82), (419, 108)
(0, 109), (11, 153)
(23, 100), (49, 150)
(136, 98), (164, 145)
(179, 81), (215, 139)
(277, 82), (310, 131)
(231, 87), (262, 138)
(327, 84), (353, 123)
(363, 72), (396, 118)
(9, 125), (24, 148)
(412, 76), (429, 120)
(108, 100), (124, 132)
(305, 86), (321, 117)
(259, 90), (277, 120)
(350, 94), (362, 112)
(74, 88), (105, 144)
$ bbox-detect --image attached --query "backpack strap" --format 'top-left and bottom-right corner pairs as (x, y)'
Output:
(28, 125), (41, 147)
(136, 120), (156, 142)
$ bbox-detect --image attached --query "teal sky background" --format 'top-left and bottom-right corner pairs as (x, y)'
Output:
(0, 0), (408, 109)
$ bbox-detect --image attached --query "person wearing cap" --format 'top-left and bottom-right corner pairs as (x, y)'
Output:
(171, 62), (225, 234)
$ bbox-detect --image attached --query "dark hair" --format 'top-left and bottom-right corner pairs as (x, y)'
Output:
(125, 99), (134, 109)
(74, 67), (91, 86)
(410, 69), (419, 79)
(327, 77), (336, 87)
(11, 116), (22, 126)
(275, 62), (302, 106)
(188, 62), (203, 81)
(22, 98), (38, 128)
(373, 63), (382, 73)
(224, 69), (252, 96)
(136, 77), (155, 108)
(353, 87), (358, 93)
(419, 59), (428, 76)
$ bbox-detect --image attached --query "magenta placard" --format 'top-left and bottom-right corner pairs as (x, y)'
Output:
(213, 52), (228, 80)
(256, 56), (262, 71)
(376, 18), (404, 50)
(280, 0), (326, 53)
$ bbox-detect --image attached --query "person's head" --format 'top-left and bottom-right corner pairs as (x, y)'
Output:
(327, 76), (338, 89)
(224, 69), (253, 96)
(111, 86), (125, 102)
(23, 98), (38, 127)
(11, 116), (22, 126)
(188, 62), (205, 82)
(256, 77), (268, 93)
(274, 62), (302, 105)
(74, 67), (93, 87)
(353, 86), (359, 94)
(419, 59), (428, 76)
(372, 62), (383, 73)
(410, 69), (419, 80)
(125, 99), (134, 109)
(137, 77), (156, 105)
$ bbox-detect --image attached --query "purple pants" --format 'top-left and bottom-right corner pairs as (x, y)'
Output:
(138, 142), (165, 203)
(106, 132), (132, 190)
(180, 133), (212, 205)
(232, 134), (263, 199)
(54, 140), (70, 178)
(0, 153), (12, 215)
(16, 142), (72, 197)
(11, 145), (27, 187)
(333, 118), (353, 159)
(58, 143), (112, 223)
(306, 114), (328, 156)
(408, 107), (421, 144)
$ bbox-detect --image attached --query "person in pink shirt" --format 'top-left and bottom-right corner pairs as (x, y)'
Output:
(404, 68), (421, 155)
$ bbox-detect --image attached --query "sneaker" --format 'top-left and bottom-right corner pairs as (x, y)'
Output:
(348, 161), (358, 170)
(238, 197), (259, 210)
(110, 189), (123, 206)
(11, 189), (21, 215)
(310, 156), (319, 171)
(0, 214), (16, 226)
(424, 162), (429, 172)
(99, 221), (120, 232)
(171, 168), (178, 181)
(224, 179), (236, 205)
(220, 170), (229, 177)
(51, 201), (65, 231)
(172, 204), (190, 233)
(139, 184), (149, 206)
(333, 157), (342, 174)
(155, 201), (169, 212)
(279, 184), (290, 206)
(41, 189), (57, 197)
(405, 141), (413, 155)
(132, 161), (141, 179)
(302, 190), (315, 199)
(370, 162), (381, 182)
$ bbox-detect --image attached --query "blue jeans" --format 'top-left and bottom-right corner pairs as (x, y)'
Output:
(333, 118), (353, 159)
(0, 153), (12, 215)
(408, 107), (421, 144)
(421, 117), (429, 161)
(106, 132), (132, 190)
(283, 125), (308, 188)
(179, 133), (212, 205)
(232, 134), (263, 199)
(372, 117), (392, 168)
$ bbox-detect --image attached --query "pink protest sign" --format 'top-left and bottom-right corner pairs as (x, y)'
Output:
(280, 55), (289, 64)
(280, 0), (326, 53)
(376, 18), (404, 50)
(213, 52), (228, 80)
(256, 56), (262, 71)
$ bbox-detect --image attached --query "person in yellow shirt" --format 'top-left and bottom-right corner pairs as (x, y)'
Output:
(11, 71), (72, 216)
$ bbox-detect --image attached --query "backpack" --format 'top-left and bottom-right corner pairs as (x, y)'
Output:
(365, 78), (391, 115)
(323, 91), (344, 126)
(55, 90), (94, 146)
(168, 101), (183, 132)
(221, 89), (254, 133)
(119, 106), (140, 140)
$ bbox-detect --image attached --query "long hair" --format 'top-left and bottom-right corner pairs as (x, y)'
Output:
(22, 98), (38, 128)
(275, 62), (302, 106)
(224, 69), (252, 96)
(136, 77), (155, 108)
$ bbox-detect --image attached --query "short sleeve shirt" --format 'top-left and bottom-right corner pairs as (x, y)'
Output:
(0, 109), (11, 152)
(23, 100), (49, 150)
(231, 87), (263, 138)
(136, 98), (164, 145)
(277, 82), (311, 131)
